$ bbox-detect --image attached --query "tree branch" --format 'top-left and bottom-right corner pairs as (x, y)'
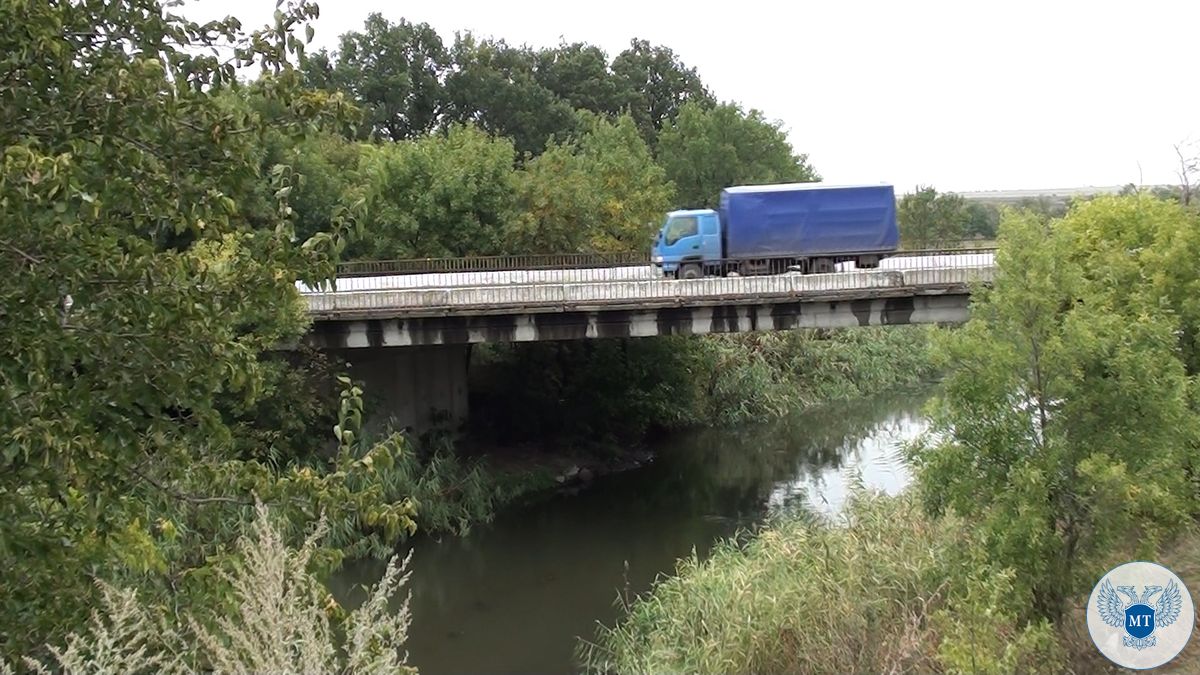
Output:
(0, 239), (42, 265)
(130, 465), (257, 506)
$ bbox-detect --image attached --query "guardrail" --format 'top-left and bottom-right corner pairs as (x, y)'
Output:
(306, 250), (997, 320)
(336, 251), (652, 277)
(305, 248), (998, 293)
(334, 241), (998, 277)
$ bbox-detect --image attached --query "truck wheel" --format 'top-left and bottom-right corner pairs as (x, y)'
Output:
(681, 263), (702, 279)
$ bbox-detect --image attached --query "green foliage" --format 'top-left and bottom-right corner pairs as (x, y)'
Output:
(11, 503), (416, 674)
(1056, 193), (1200, 372)
(356, 124), (519, 258)
(275, 133), (366, 241)
(533, 41), (627, 117)
(470, 339), (696, 445)
(304, 13), (447, 142)
(963, 201), (1001, 239)
(0, 0), (420, 655)
(579, 491), (1063, 674)
(657, 101), (820, 208)
(471, 327), (936, 444)
(512, 112), (673, 253)
(685, 327), (938, 427)
(309, 18), (718, 157)
(908, 200), (1200, 621)
(327, 431), (513, 559)
(444, 34), (578, 157)
(610, 39), (714, 146)
(897, 186), (971, 248)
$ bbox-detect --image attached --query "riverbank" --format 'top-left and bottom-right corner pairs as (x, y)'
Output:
(579, 489), (1200, 674)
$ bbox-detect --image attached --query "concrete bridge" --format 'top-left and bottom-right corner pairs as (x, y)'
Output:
(301, 250), (995, 349)
(297, 249), (995, 433)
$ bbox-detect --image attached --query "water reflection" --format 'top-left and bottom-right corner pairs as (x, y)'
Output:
(328, 385), (934, 675)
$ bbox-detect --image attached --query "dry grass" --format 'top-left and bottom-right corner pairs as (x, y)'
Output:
(8, 502), (416, 674)
(1060, 529), (1200, 675)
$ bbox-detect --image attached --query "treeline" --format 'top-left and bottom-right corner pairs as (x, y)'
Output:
(260, 13), (818, 259)
(895, 185), (1075, 248)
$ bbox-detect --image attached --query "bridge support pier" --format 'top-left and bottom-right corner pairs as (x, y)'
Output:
(337, 344), (470, 437)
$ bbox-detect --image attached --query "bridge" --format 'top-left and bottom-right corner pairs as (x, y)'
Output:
(301, 249), (996, 349)
(296, 249), (995, 433)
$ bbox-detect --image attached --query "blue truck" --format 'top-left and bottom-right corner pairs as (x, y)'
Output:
(650, 183), (899, 278)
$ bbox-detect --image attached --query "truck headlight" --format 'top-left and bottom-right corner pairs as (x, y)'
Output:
(652, 255), (663, 263)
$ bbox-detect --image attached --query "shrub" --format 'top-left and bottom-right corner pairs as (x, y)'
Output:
(9, 503), (416, 674)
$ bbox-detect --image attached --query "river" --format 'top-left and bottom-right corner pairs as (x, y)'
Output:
(328, 385), (935, 674)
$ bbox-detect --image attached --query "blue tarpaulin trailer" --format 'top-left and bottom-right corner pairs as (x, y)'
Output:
(651, 183), (900, 278)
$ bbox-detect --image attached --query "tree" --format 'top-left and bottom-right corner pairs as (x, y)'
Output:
(512, 113), (674, 254)
(304, 13), (448, 141)
(1174, 139), (1199, 207)
(0, 0), (414, 654)
(963, 201), (1000, 239)
(909, 201), (1199, 622)
(656, 101), (819, 208)
(443, 34), (578, 157)
(533, 41), (625, 117)
(356, 124), (520, 259)
(611, 39), (713, 145)
(1058, 193), (1200, 373)
(896, 186), (969, 248)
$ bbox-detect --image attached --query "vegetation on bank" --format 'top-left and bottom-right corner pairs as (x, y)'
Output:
(5, 504), (416, 675)
(582, 194), (1200, 672)
(579, 491), (1062, 674)
(471, 326), (937, 446)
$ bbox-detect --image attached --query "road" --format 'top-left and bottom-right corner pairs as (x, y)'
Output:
(297, 251), (996, 295)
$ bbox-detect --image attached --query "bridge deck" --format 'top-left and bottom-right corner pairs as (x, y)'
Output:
(302, 252), (995, 321)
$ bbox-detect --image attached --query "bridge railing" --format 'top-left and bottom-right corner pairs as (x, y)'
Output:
(304, 248), (997, 294)
(334, 241), (997, 277)
(305, 250), (997, 319)
(336, 251), (652, 277)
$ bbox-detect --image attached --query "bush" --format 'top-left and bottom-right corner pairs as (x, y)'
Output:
(8, 503), (416, 674)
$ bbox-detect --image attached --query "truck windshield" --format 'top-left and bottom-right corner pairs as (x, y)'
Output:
(663, 215), (699, 245)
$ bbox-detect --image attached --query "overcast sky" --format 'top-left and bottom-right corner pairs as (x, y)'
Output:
(181, 0), (1199, 192)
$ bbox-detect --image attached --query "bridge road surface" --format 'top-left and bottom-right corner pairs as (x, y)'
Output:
(297, 251), (996, 295)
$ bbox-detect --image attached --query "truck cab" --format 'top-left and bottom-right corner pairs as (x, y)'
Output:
(650, 208), (722, 278)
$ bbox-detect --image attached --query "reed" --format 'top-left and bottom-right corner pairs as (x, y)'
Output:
(578, 489), (1061, 675)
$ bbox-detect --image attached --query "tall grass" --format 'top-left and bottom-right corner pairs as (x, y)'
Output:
(471, 326), (939, 444)
(578, 489), (1062, 675)
(691, 326), (939, 427)
(325, 430), (521, 560)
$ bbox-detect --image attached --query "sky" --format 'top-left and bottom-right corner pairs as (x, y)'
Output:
(180, 0), (1200, 192)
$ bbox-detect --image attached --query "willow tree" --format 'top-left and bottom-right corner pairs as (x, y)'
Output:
(909, 200), (1199, 621)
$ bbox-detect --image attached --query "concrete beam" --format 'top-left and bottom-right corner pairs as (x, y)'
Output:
(307, 293), (972, 350)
